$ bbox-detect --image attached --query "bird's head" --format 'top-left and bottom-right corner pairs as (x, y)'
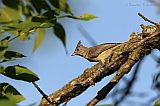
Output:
(71, 41), (88, 57)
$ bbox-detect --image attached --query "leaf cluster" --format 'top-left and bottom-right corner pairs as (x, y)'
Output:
(0, 0), (97, 105)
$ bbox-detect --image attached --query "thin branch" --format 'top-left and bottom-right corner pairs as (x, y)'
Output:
(138, 13), (159, 27)
(9, 31), (21, 42)
(32, 82), (52, 104)
(40, 13), (160, 106)
(87, 30), (159, 105)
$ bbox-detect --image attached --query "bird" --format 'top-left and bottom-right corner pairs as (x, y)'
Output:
(71, 41), (121, 65)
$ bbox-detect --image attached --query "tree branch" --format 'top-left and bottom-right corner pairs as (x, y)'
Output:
(40, 13), (160, 106)
(138, 13), (160, 27)
(87, 56), (139, 106)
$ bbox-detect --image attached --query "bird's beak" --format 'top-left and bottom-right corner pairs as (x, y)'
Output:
(71, 52), (75, 56)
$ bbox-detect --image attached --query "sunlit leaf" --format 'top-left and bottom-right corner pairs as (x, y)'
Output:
(33, 28), (45, 52)
(2, 0), (21, 10)
(23, 5), (34, 17)
(79, 13), (97, 20)
(1, 19), (51, 40)
(0, 36), (10, 51)
(22, 17), (55, 29)
(0, 16), (55, 40)
(49, 0), (73, 15)
(0, 7), (21, 22)
(0, 36), (10, 59)
(0, 20), (22, 32)
(53, 23), (66, 48)
(0, 65), (39, 82)
(0, 26), (17, 33)
(154, 98), (160, 106)
(0, 99), (16, 106)
(67, 13), (97, 21)
(0, 83), (25, 103)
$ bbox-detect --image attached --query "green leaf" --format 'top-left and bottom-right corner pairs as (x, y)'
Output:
(77, 13), (97, 20)
(30, 0), (51, 13)
(22, 17), (54, 29)
(1, 18), (54, 40)
(23, 5), (34, 17)
(0, 26), (17, 33)
(0, 7), (21, 22)
(53, 23), (66, 48)
(2, 51), (26, 62)
(0, 36), (10, 59)
(154, 98), (160, 106)
(0, 83), (25, 103)
(2, 0), (21, 10)
(0, 20), (22, 33)
(0, 36), (10, 51)
(0, 100), (16, 106)
(33, 28), (45, 52)
(0, 16), (55, 40)
(49, 0), (73, 15)
(68, 13), (97, 21)
(0, 65), (39, 82)
(42, 10), (58, 23)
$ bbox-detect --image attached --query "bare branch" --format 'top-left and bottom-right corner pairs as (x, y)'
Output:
(32, 82), (52, 104)
(87, 57), (137, 106)
(40, 14), (160, 106)
(138, 13), (159, 27)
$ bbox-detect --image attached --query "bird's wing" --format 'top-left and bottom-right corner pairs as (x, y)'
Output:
(88, 43), (121, 58)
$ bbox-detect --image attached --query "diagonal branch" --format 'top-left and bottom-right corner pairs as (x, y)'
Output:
(138, 13), (159, 27)
(87, 55), (141, 106)
(40, 14), (160, 106)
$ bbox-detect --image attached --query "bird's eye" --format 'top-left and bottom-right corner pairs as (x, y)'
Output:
(77, 49), (79, 51)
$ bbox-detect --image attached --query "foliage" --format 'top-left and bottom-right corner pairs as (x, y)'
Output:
(0, 0), (96, 105)
(0, 83), (25, 103)
(154, 98), (160, 106)
(0, 65), (39, 82)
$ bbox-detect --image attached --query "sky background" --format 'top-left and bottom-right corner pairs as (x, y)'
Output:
(0, 0), (160, 106)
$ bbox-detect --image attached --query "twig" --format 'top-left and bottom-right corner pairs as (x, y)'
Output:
(9, 31), (21, 42)
(138, 13), (159, 27)
(87, 30), (160, 105)
(40, 13), (160, 106)
(40, 30), (160, 106)
(32, 82), (52, 104)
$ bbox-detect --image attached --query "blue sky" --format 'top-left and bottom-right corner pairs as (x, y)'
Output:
(0, 0), (159, 106)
